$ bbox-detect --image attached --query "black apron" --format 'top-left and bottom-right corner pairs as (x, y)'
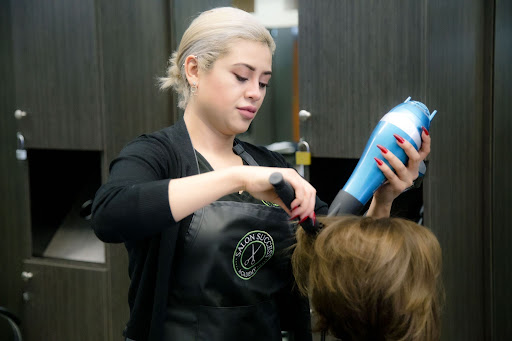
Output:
(163, 143), (299, 341)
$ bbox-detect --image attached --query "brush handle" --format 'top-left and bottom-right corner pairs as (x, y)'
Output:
(269, 172), (318, 234)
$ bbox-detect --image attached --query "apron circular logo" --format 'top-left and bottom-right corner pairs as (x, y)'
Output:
(233, 230), (274, 280)
(261, 200), (280, 207)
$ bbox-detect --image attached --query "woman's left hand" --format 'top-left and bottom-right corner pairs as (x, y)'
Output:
(368, 128), (431, 217)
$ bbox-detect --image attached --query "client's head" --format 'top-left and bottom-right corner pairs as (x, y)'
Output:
(292, 216), (443, 341)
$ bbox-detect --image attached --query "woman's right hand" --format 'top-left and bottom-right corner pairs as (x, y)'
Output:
(240, 166), (317, 221)
(168, 165), (316, 222)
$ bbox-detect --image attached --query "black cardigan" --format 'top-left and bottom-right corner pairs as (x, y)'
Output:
(92, 117), (328, 340)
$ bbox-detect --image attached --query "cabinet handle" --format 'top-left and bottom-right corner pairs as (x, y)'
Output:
(299, 109), (311, 121)
(21, 271), (33, 281)
(14, 109), (27, 119)
(16, 132), (27, 161)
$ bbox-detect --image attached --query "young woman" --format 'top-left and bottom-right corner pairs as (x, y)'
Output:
(92, 7), (431, 341)
(292, 215), (443, 341)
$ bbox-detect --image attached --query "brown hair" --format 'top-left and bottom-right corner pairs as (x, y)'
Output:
(292, 216), (443, 341)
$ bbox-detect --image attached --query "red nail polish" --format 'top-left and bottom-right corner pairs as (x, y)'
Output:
(377, 144), (388, 154)
(374, 157), (383, 166)
(292, 206), (299, 211)
(393, 134), (405, 144)
(289, 214), (299, 221)
(299, 216), (308, 224)
(422, 126), (429, 136)
(311, 212), (317, 226)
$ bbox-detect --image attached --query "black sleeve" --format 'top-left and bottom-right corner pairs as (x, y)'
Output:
(91, 134), (178, 243)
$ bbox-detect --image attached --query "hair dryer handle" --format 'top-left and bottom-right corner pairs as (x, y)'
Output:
(269, 172), (319, 234)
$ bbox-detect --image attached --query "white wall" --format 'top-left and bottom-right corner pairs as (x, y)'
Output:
(252, 0), (298, 28)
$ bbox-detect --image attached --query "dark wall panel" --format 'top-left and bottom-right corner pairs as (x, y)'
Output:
(299, 0), (427, 158)
(10, 0), (103, 150)
(300, 0), (494, 340)
(0, 0), (32, 318)
(99, 0), (174, 162)
(98, 1), (174, 338)
(493, 0), (512, 338)
(21, 260), (108, 341)
(424, 0), (487, 340)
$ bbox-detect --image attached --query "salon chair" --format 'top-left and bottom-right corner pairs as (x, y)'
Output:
(0, 307), (23, 341)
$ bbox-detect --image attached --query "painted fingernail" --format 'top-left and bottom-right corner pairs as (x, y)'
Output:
(422, 126), (429, 136)
(289, 214), (299, 221)
(311, 212), (317, 226)
(292, 206), (299, 211)
(393, 134), (405, 144)
(299, 216), (309, 224)
(374, 157), (384, 166)
(377, 144), (388, 154)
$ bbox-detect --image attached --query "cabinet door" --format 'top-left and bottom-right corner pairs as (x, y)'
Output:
(0, 0), (32, 319)
(21, 259), (109, 341)
(298, 0), (425, 159)
(10, 0), (102, 150)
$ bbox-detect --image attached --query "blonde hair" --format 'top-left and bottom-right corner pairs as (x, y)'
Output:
(159, 7), (276, 109)
(292, 216), (443, 341)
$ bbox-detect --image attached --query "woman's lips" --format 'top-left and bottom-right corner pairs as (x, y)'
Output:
(237, 106), (257, 119)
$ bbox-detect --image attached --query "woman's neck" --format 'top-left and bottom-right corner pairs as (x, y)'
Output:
(183, 109), (236, 158)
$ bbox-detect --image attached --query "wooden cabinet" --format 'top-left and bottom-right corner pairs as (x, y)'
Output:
(21, 259), (109, 341)
(1, 0), (173, 340)
(11, 0), (103, 150)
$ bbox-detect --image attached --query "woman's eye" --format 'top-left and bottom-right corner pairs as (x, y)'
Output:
(235, 74), (268, 89)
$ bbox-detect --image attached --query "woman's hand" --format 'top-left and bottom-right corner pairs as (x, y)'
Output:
(241, 166), (317, 221)
(368, 128), (431, 218)
(168, 165), (316, 222)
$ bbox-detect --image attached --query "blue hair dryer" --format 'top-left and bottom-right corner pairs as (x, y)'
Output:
(328, 97), (437, 216)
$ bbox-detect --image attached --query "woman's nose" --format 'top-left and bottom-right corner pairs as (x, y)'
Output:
(245, 80), (262, 101)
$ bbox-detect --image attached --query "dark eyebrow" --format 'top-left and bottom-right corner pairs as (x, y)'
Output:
(233, 63), (272, 75)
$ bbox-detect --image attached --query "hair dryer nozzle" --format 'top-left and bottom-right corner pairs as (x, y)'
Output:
(327, 190), (364, 216)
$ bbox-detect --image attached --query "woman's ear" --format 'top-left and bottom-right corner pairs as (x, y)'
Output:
(184, 55), (199, 86)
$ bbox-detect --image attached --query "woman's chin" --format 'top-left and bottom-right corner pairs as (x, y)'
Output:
(232, 121), (253, 135)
